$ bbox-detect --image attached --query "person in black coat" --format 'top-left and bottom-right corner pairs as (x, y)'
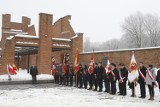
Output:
(109, 63), (119, 95)
(83, 65), (88, 89)
(138, 62), (147, 98)
(69, 63), (74, 86)
(88, 63), (94, 90)
(97, 62), (104, 92)
(156, 64), (160, 97)
(118, 63), (128, 96)
(103, 65), (110, 93)
(64, 64), (69, 86)
(77, 64), (83, 88)
(30, 65), (38, 84)
(93, 63), (98, 91)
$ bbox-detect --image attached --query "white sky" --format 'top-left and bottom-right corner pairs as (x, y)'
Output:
(0, 0), (160, 42)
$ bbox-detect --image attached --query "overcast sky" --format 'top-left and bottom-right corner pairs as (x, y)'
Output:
(0, 0), (160, 42)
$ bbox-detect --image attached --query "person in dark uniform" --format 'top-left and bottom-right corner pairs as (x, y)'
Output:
(93, 63), (98, 91)
(69, 63), (74, 86)
(157, 64), (160, 102)
(57, 63), (63, 85)
(103, 65), (110, 93)
(65, 64), (69, 86)
(55, 63), (59, 84)
(109, 63), (118, 95)
(77, 64), (83, 88)
(83, 65), (88, 89)
(118, 63), (128, 96)
(88, 63), (94, 90)
(30, 65), (38, 84)
(97, 62), (104, 92)
(138, 62), (147, 98)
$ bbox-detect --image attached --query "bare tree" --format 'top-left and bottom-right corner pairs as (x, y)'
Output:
(122, 12), (145, 48)
(144, 14), (160, 46)
(83, 36), (91, 52)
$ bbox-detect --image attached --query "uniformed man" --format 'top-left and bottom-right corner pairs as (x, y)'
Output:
(77, 64), (83, 88)
(65, 64), (69, 86)
(83, 65), (88, 89)
(138, 62), (147, 98)
(97, 62), (104, 92)
(109, 63), (119, 95)
(93, 63), (98, 91)
(69, 63), (74, 86)
(118, 63), (128, 96)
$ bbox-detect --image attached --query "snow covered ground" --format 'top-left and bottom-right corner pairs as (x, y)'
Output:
(0, 83), (159, 107)
(0, 69), (53, 81)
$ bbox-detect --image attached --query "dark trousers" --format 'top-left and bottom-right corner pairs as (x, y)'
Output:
(88, 75), (93, 89)
(62, 76), (65, 85)
(129, 82), (135, 96)
(140, 83), (146, 97)
(119, 81), (127, 95)
(54, 75), (59, 83)
(69, 76), (73, 86)
(97, 77), (103, 90)
(32, 75), (37, 84)
(83, 75), (88, 88)
(58, 75), (63, 84)
(148, 85), (154, 97)
(104, 78), (110, 92)
(78, 74), (83, 88)
(111, 81), (116, 94)
(93, 78), (97, 90)
(65, 75), (69, 86)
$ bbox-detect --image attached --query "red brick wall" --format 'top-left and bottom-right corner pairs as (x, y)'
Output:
(37, 13), (53, 74)
(79, 48), (160, 68)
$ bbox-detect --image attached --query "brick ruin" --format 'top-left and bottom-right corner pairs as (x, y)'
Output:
(0, 13), (160, 75)
(0, 13), (83, 74)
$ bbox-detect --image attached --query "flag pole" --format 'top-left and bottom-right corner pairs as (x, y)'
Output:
(132, 51), (136, 97)
(134, 80), (136, 97)
(76, 73), (78, 87)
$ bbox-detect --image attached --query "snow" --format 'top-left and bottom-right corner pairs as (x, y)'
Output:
(53, 44), (70, 47)
(4, 29), (28, 35)
(52, 38), (71, 42)
(70, 34), (78, 39)
(61, 31), (70, 34)
(10, 29), (23, 32)
(16, 41), (38, 45)
(0, 83), (159, 107)
(15, 34), (39, 38)
(0, 70), (160, 107)
(81, 46), (160, 54)
(6, 36), (14, 40)
(0, 69), (53, 81)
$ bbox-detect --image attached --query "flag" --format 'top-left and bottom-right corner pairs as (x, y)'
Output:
(62, 55), (67, 76)
(88, 50), (94, 74)
(105, 59), (111, 75)
(74, 49), (79, 74)
(13, 64), (18, 73)
(128, 51), (139, 83)
(7, 64), (17, 75)
(51, 57), (56, 76)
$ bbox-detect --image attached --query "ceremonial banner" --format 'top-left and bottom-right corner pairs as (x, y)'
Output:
(128, 52), (139, 83)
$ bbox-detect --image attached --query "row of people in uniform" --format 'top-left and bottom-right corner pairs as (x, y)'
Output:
(54, 62), (160, 101)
